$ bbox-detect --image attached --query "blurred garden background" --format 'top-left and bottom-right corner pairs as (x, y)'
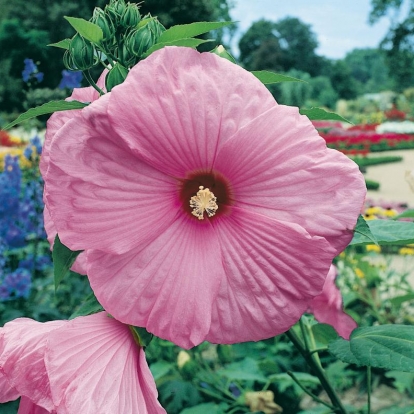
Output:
(1, 0), (414, 413)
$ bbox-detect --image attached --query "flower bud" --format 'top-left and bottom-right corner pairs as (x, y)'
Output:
(145, 15), (166, 40)
(125, 25), (155, 58)
(121, 3), (141, 28)
(68, 34), (98, 70)
(105, 0), (126, 24)
(217, 344), (234, 364)
(177, 351), (198, 379)
(91, 7), (115, 42)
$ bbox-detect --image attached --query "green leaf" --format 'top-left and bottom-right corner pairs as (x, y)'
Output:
(181, 402), (229, 414)
(312, 323), (339, 346)
(70, 292), (103, 319)
(352, 215), (379, 245)
(130, 326), (153, 347)
(394, 209), (414, 219)
(64, 16), (103, 43)
(217, 357), (267, 382)
(143, 38), (213, 57)
(390, 293), (414, 307)
(299, 107), (351, 124)
(52, 235), (82, 291)
(350, 219), (414, 246)
(251, 70), (304, 84)
(211, 45), (236, 63)
(158, 21), (233, 43)
(328, 338), (360, 365)
(2, 100), (88, 130)
(150, 360), (173, 381)
(330, 325), (414, 371)
(48, 39), (71, 50)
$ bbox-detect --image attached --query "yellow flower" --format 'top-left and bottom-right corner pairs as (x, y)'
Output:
(365, 206), (382, 216)
(363, 214), (376, 221)
(399, 247), (414, 256)
(366, 244), (381, 253)
(355, 268), (365, 278)
(383, 208), (398, 217)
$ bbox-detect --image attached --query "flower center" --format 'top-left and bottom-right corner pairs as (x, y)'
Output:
(179, 171), (232, 220)
(190, 186), (218, 220)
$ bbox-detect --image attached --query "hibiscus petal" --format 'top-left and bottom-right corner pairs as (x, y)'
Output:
(0, 332), (20, 403)
(45, 94), (177, 255)
(87, 215), (224, 348)
(0, 319), (65, 411)
(45, 313), (165, 414)
(309, 265), (357, 339)
(40, 70), (107, 178)
(206, 208), (336, 344)
(18, 396), (53, 414)
(108, 46), (276, 177)
(214, 105), (366, 255)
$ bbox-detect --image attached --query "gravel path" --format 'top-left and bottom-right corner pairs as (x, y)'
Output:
(365, 149), (414, 205)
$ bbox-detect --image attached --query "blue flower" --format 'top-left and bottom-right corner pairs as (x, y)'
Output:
(22, 58), (44, 84)
(58, 70), (83, 89)
(1, 268), (31, 300)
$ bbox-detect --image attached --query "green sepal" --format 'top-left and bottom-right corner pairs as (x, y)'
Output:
(2, 100), (89, 130)
(251, 70), (304, 84)
(158, 21), (233, 43)
(48, 39), (71, 50)
(52, 235), (83, 291)
(64, 16), (103, 44)
(105, 64), (128, 91)
(130, 326), (154, 347)
(70, 292), (104, 319)
(300, 107), (351, 124)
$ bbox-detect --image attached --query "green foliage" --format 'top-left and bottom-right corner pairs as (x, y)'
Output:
(329, 325), (414, 372)
(251, 70), (304, 84)
(351, 155), (403, 167)
(52, 235), (82, 290)
(351, 219), (414, 246)
(238, 17), (321, 76)
(369, 0), (414, 91)
(2, 100), (88, 130)
(299, 107), (351, 123)
(69, 292), (103, 319)
(344, 48), (392, 93)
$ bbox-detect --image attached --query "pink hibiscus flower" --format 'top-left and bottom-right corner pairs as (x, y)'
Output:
(309, 265), (357, 339)
(41, 70), (107, 275)
(44, 46), (366, 348)
(0, 313), (165, 413)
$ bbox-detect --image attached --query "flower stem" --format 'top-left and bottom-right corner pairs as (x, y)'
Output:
(285, 328), (348, 414)
(83, 70), (105, 96)
(287, 371), (335, 410)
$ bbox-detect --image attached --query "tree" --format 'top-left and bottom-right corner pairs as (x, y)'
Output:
(238, 17), (322, 76)
(369, 0), (414, 90)
(238, 19), (284, 71)
(343, 48), (392, 93)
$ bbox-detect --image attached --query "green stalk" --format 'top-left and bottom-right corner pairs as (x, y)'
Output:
(285, 328), (348, 414)
(83, 70), (105, 96)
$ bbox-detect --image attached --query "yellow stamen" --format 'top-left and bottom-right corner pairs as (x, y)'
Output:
(190, 186), (218, 220)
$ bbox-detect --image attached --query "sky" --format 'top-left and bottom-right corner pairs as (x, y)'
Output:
(229, 0), (400, 59)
